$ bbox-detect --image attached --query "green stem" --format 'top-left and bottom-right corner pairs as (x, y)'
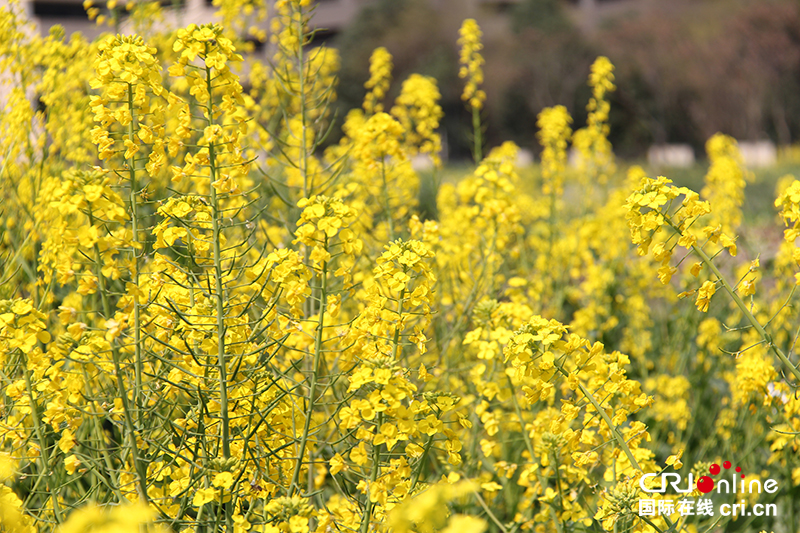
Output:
(787, 456), (796, 533)
(294, 3), (309, 197)
(205, 58), (231, 462)
(392, 287), (406, 360)
(472, 490), (508, 533)
(360, 412), (383, 533)
(472, 105), (482, 163)
(552, 451), (567, 532)
(409, 434), (434, 492)
(289, 235), (329, 494)
(127, 82), (144, 427)
(85, 369), (125, 502)
(23, 367), (63, 523)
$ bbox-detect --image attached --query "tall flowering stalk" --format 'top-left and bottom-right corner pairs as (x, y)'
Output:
(701, 133), (750, 234)
(573, 56), (616, 190)
(167, 23), (251, 527)
(288, 195), (362, 498)
(269, 0), (339, 200)
(364, 47), (393, 116)
(458, 19), (486, 163)
(537, 105), (573, 254)
(89, 33), (168, 502)
(391, 73), (444, 168)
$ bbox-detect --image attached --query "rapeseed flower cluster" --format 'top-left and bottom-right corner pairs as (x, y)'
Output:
(457, 19), (486, 112)
(364, 47), (393, 115)
(572, 56), (616, 187)
(458, 19), (486, 162)
(536, 106), (572, 198)
(0, 2), (798, 533)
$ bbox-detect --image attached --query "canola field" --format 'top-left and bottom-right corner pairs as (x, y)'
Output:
(0, 1), (798, 532)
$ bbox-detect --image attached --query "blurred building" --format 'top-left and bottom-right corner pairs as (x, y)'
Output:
(19, 0), (377, 40)
(19, 0), (652, 41)
(20, 0), (103, 39)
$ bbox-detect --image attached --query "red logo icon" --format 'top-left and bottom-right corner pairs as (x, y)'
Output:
(697, 460), (745, 493)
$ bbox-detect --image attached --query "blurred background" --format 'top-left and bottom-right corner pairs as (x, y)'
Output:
(20, 0), (800, 163)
